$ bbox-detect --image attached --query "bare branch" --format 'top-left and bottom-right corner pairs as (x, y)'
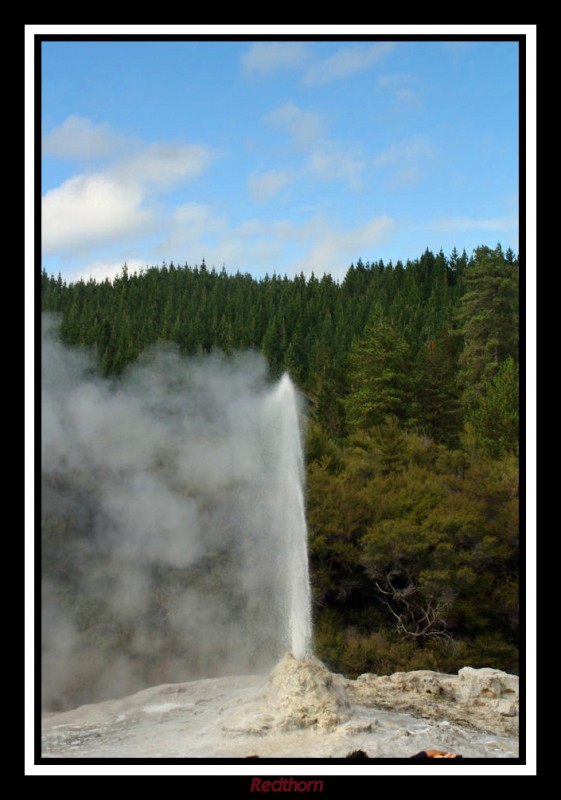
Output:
(374, 578), (452, 640)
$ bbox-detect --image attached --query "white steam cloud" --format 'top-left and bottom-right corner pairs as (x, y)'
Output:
(42, 316), (310, 709)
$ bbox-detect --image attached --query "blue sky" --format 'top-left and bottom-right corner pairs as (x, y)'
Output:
(41, 38), (520, 284)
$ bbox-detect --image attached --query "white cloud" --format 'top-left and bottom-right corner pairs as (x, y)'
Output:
(211, 235), (284, 272)
(303, 42), (395, 86)
(248, 168), (295, 202)
(42, 174), (151, 254)
(428, 214), (519, 233)
(42, 123), (217, 257)
(163, 203), (286, 268)
(73, 258), (146, 284)
(115, 142), (215, 188)
(44, 117), (215, 184)
(373, 136), (432, 168)
(248, 137), (366, 202)
(241, 42), (394, 86)
(160, 203), (394, 280)
(172, 202), (227, 236)
(43, 115), (127, 160)
(162, 206), (292, 272)
(266, 102), (326, 148)
(298, 215), (395, 278)
(307, 147), (366, 189)
(241, 42), (310, 75)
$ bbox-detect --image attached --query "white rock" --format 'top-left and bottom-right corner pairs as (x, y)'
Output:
(265, 653), (351, 731)
(455, 667), (519, 704)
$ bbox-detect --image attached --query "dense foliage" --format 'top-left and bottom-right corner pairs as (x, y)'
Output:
(42, 243), (520, 694)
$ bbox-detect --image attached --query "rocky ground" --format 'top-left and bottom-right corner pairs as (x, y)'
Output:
(345, 665), (519, 737)
(41, 654), (519, 759)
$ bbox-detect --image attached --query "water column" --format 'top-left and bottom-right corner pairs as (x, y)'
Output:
(266, 374), (312, 660)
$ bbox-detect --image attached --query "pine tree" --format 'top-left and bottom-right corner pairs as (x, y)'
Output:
(344, 314), (413, 431)
(466, 357), (519, 457)
(413, 333), (462, 445)
(457, 245), (519, 411)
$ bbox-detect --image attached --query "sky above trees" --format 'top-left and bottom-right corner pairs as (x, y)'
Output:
(40, 34), (521, 284)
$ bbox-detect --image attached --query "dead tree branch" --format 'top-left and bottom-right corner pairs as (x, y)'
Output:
(375, 578), (452, 640)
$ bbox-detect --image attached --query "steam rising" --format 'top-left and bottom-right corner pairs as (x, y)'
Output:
(42, 315), (312, 710)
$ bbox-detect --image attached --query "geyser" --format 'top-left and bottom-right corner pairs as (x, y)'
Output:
(265, 374), (312, 660)
(42, 318), (313, 708)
